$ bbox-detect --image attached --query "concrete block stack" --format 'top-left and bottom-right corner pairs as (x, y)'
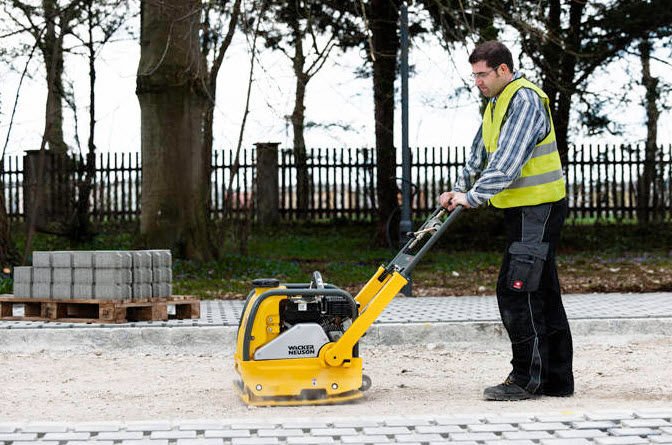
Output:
(12, 250), (173, 300)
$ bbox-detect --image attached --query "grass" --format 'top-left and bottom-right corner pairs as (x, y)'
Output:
(5, 218), (672, 299)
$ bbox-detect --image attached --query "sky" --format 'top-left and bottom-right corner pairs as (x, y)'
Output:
(1, 11), (671, 159)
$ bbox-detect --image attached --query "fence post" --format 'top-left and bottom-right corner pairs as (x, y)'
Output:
(255, 142), (280, 225)
(23, 150), (74, 230)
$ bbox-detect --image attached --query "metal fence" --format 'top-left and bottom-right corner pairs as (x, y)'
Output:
(2, 144), (671, 223)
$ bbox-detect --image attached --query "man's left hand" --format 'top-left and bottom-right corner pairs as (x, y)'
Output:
(446, 191), (471, 211)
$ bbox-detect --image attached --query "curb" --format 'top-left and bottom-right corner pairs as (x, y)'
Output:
(1, 318), (671, 354)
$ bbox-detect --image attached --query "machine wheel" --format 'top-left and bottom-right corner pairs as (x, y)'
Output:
(360, 374), (372, 391)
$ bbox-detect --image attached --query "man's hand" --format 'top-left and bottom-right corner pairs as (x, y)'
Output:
(439, 191), (471, 211)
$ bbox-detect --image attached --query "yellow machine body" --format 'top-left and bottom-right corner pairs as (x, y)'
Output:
(233, 269), (408, 406)
(233, 206), (462, 406)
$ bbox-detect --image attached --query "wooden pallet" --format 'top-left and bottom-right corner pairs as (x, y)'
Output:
(0, 295), (200, 324)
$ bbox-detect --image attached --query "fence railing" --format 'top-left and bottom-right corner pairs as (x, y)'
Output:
(2, 144), (671, 223)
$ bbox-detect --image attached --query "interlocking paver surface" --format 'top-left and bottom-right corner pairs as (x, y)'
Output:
(0, 412), (671, 443)
(3, 292), (672, 329)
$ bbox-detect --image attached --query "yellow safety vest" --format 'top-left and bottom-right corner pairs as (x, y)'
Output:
(482, 77), (565, 208)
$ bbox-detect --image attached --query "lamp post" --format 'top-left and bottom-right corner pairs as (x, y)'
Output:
(399, 1), (412, 297)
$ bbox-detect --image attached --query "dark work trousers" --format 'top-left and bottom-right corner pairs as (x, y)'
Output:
(496, 198), (574, 396)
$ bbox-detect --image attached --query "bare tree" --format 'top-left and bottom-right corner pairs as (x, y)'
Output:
(137, 0), (212, 260)
(66, 0), (133, 240)
(6, 0), (84, 154)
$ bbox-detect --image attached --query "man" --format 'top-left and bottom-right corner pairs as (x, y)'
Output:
(440, 41), (574, 401)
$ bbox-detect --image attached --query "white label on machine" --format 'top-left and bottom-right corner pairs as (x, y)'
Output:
(254, 323), (330, 360)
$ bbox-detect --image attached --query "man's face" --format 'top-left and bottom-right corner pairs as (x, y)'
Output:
(471, 61), (508, 98)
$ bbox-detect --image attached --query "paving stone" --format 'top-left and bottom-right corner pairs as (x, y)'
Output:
(148, 250), (172, 268)
(287, 437), (334, 444)
(332, 419), (382, 428)
(502, 431), (554, 440)
(52, 268), (73, 284)
(555, 429), (608, 438)
(204, 430), (251, 438)
(121, 441), (169, 445)
(93, 251), (132, 268)
(608, 427), (660, 436)
(415, 425), (463, 434)
(651, 436), (672, 443)
(594, 437), (649, 445)
(97, 431), (145, 440)
(12, 282), (31, 298)
(42, 432), (91, 441)
(362, 426), (412, 435)
(52, 283), (73, 299)
(340, 435), (391, 444)
(0, 433), (38, 441)
(394, 433), (444, 442)
(132, 251), (153, 268)
(72, 422), (123, 432)
(95, 268), (132, 284)
(73, 251), (94, 268)
(622, 418), (671, 428)
(150, 429), (198, 439)
(73, 283), (94, 299)
(257, 428), (304, 437)
(31, 282), (51, 298)
(435, 416), (485, 425)
(281, 421), (329, 429)
(486, 441), (536, 445)
(231, 438), (280, 445)
(383, 418), (432, 427)
(94, 283), (132, 299)
(571, 421), (618, 429)
(177, 422), (226, 431)
(230, 422), (280, 430)
(536, 414), (586, 422)
(13, 266), (33, 284)
(430, 442), (477, 445)
(32, 251), (52, 267)
(635, 409), (672, 419)
(68, 441), (114, 445)
(152, 268), (172, 283)
(484, 414), (535, 424)
(585, 411), (636, 421)
(33, 267), (53, 283)
(541, 440), (592, 445)
(519, 422), (570, 431)
(177, 439), (225, 445)
(73, 268), (94, 284)
(125, 421), (172, 431)
(52, 251), (73, 267)
(310, 428), (359, 436)
(468, 423), (518, 433)
(23, 423), (69, 433)
(449, 432), (499, 441)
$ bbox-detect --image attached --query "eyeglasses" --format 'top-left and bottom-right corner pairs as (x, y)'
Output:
(470, 68), (496, 80)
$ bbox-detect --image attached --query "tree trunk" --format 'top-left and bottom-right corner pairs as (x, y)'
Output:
(370, 0), (400, 244)
(637, 37), (660, 225)
(71, 3), (97, 241)
(289, 6), (310, 219)
(41, 0), (69, 154)
(0, 191), (18, 267)
(136, 0), (213, 261)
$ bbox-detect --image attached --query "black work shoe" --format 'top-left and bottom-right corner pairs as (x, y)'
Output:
(541, 389), (574, 397)
(483, 378), (536, 401)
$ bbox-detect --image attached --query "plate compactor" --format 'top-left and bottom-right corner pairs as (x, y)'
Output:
(234, 206), (462, 406)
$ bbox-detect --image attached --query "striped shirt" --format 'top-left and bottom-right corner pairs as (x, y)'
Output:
(453, 72), (550, 208)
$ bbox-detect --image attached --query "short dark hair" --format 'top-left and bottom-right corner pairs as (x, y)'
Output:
(468, 41), (514, 72)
